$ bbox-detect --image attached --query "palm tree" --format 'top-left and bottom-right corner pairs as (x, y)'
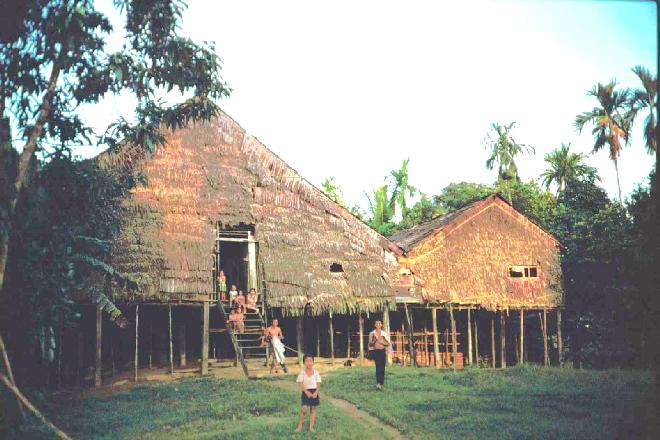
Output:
(575, 80), (632, 202)
(365, 185), (393, 228)
(626, 65), (657, 154)
(387, 158), (417, 221)
(540, 143), (599, 193)
(483, 122), (534, 203)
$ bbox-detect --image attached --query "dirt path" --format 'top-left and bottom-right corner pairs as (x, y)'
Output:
(269, 380), (408, 440)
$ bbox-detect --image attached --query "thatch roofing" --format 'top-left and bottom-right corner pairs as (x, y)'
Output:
(98, 110), (401, 315)
(391, 194), (563, 310)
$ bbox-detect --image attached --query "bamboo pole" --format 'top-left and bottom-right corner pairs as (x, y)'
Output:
(134, 304), (139, 382)
(467, 308), (473, 365)
(519, 309), (524, 365)
(168, 305), (174, 374)
(449, 305), (457, 371)
(383, 309), (392, 366)
(95, 304), (102, 387)
(401, 321), (406, 365)
(329, 311), (335, 365)
(490, 314), (495, 368)
(557, 309), (563, 366)
(297, 316), (304, 366)
(316, 321), (321, 358)
(358, 314), (365, 365)
(474, 313), (479, 365)
(542, 309), (549, 366)
(423, 325), (429, 366)
(201, 301), (209, 375)
(346, 322), (351, 358)
(500, 311), (506, 368)
(0, 333), (25, 417)
(0, 373), (72, 440)
(444, 328), (449, 368)
(432, 308), (440, 368)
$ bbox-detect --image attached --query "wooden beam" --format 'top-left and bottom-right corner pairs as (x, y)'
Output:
(134, 304), (139, 382)
(490, 314), (495, 368)
(383, 309), (392, 366)
(297, 316), (304, 366)
(358, 313), (365, 365)
(329, 312), (335, 365)
(201, 301), (209, 375)
(449, 305), (457, 371)
(467, 308), (473, 365)
(557, 309), (563, 366)
(432, 308), (440, 369)
(500, 311), (506, 369)
(95, 304), (102, 387)
(474, 312), (479, 365)
(168, 305), (174, 374)
(519, 309), (524, 365)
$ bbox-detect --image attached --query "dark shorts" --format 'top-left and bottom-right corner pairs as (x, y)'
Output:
(301, 389), (320, 407)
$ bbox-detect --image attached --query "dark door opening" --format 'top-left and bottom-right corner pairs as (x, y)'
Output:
(218, 241), (249, 293)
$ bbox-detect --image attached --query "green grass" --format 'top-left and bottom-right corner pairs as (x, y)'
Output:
(13, 377), (373, 440)
(320, 365), (657, 439)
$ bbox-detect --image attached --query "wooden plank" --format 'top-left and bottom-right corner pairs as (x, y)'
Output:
(95, 305), (102, 387)
(201, 302), (209, 375)
(134, 304), (139, 382)
(432, 308), (440, 369)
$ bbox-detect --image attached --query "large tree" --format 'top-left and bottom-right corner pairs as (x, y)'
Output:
(0, 0), (230, 301)
(626, 65), (657, 154)
(540, 143), (598, 193)
(574, 81), (631, 202)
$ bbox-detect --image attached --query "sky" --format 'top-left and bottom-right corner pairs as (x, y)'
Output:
(87, 0), (657, 211)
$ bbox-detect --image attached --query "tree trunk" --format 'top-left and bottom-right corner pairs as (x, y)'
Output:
(613, 158), (623, 203)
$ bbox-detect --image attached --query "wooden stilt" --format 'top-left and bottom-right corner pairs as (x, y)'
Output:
(168, 305), (174, 374)
(95, 304), (102, 387)
(542, 309), (548, 366)
(490, 314), (495, 368)
(519, 309), (524, 365)
(444, 328), (449, 368)
(178, 321), (187, 367)
(467, 308), (473, 366)
(148, 319), (153, 369)
(346, 322), (351, 358)
(316, 321), (321, 358)
(423, 324), (429, 366)
(557, 309), (563, 366)
(358, 314), (365, 365)
(297, 316), (304, 366)
(404, 304), (416, 367)
(401, 321), (406, 365)
(449, 305), (457, 371)
(383, 309), (392, 366)
(134, 304), (139, 382)
(432, 308), (440, 368)
(201, 301), (209, 375)
(500, 311), (506, 368)
(329, 312), (335, 365)
(474, 313), (479, 365)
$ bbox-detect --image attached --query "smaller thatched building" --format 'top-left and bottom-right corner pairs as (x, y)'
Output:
(388, 194), (564, 369)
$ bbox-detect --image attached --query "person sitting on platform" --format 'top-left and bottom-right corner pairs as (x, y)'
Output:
(235, 289), (246, 313)
(233, 304), (245, 333)
(246, 288), (258, 312)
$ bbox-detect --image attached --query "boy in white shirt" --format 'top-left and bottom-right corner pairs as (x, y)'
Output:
(295, 354), (321, 432)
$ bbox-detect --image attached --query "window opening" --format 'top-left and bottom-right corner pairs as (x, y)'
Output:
(330, 263), (344, 273)
(508, 265), (538, 279)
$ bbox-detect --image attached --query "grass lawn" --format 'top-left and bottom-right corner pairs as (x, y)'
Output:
(320, 364), (657, 439)
(12, 376), (377, 440)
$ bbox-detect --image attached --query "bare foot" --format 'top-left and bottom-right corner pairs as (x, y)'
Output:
(309, 429), (315, 432)
(295, 428), (302, 433)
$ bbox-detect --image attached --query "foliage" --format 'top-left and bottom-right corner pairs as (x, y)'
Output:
(321, 366), (656, 439)
(395, 193), (445, 232)
(321, 177), (344, 205)
(386, 158), (417, 217)
(365, 185), (394, 232)
(540, 143), (599, 193)
(627, 65), (657, 154)
(433, 181), (493, 211)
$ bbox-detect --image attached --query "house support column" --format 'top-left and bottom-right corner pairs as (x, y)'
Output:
(490, 313), (495, 368)
(247, 241), (257, 291)
(358, 314), (365, 365)
(168, 305), (174, 374)
(500, 311), (506, 368)
(404, 305), (416, 367)
(297, 316), (304, 366)
(383, 308), (392, 366)
(134, 304), (139, 382)
(316, 322), (321, 358)
(541, 309), (548, 366)
(474, 312), (479, 365)
(95, 304), (102, 387)
(557, 309), (563, 366)
(519, 309), (524, 365)
(467, 308), (473, 365)
(449, 305), (457, 371)
(201, 302), (209, 375)
(328, 312), (335, 365)
(432, 307), (440, 368)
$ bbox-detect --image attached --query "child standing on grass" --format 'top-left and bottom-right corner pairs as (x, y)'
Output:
(296, 354), (321, 433)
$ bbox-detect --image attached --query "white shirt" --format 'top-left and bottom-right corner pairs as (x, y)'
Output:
(296, 368), (322, 390)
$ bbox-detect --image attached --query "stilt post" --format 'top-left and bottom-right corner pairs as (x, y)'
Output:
(467, 308), (473, 365)
(449, 305), (457, 371)
(316, 321), (321, 358)
(474, 312), (479, 365)
(432, 307), (440, 368)
(168, 305), (174, 374)
(95, 304), (102, 387)
(134, 304), (139, 382)
(329, 311), (335, 365)
(542, 309), (548, 366)
(557, 309), (563, 366)
(346, 322), (351, 358)
(490, 313), (495, 368)
(500, 311), (506, 368)
(358, 313), (365, 365)
(404, 304), (417, 367)
(519, 309), (524, 365)
(201, 301), (209, 375)
(383, 308), (392, 366)
(297, 315), (304, 366)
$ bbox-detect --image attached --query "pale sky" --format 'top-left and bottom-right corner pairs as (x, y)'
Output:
(84, 0), (657, 211)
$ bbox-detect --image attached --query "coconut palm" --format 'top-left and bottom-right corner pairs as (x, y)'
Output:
(541, 143), (599, 193)
(365, 185), (393, 228)
(626, 65), (657, 154)
(387, 158), (417, 221)
(483, 122), (534, 203)
(575, 80), (632, 202)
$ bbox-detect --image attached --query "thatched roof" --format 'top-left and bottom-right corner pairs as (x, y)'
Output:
(98, 110), (401, 315)
(391, 194), (563, 310)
